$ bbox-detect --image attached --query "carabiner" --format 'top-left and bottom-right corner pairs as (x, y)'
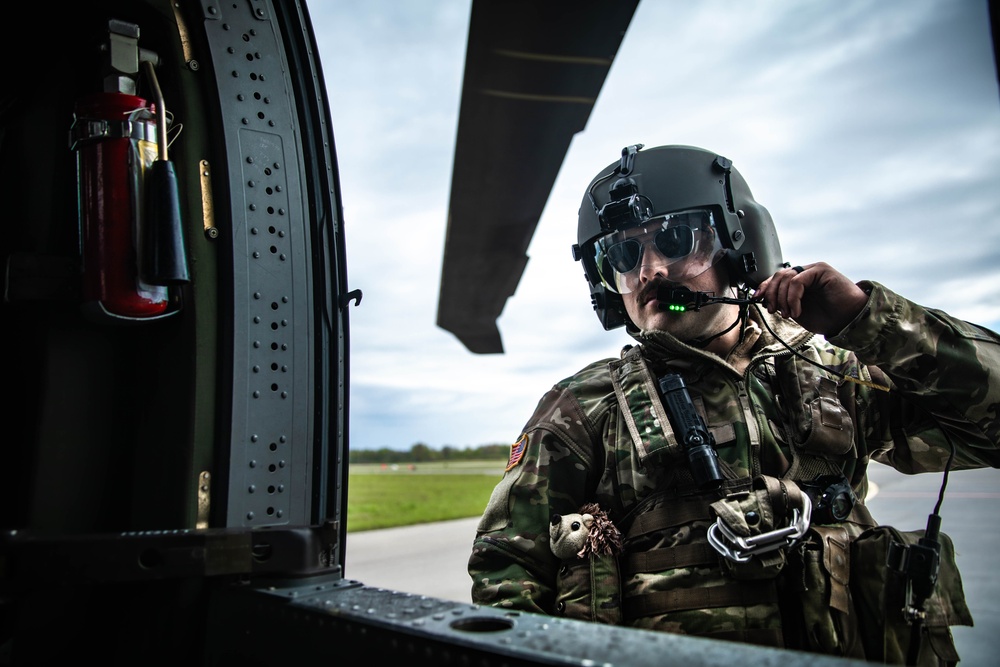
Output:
(707, 493), (812, 563)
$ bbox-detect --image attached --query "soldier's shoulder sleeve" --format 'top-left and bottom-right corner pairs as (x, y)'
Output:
(828, 281), (1000, 471)
(469, 359), (617, 612)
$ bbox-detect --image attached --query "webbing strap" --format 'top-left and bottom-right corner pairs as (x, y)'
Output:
(622, 543), (718, 575)
(758, 474), (805, 519)
(626, 502), (713, 539)
(623, 581), (778, 619)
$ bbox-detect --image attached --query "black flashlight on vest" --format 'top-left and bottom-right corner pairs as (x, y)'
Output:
(658, 373), (724, 490)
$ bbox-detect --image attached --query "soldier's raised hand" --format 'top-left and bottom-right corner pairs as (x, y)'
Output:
(755, 262), (869, 336)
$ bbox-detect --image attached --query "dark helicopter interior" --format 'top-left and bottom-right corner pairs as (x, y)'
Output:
(2, 1), (998, 665)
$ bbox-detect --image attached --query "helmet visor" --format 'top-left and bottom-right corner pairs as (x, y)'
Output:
(592, 208), (723, 294)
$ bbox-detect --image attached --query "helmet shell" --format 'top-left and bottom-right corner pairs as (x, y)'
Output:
(573, 144), (783, 330)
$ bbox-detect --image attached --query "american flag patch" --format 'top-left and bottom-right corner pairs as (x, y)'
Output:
(506, 434), (528, 471)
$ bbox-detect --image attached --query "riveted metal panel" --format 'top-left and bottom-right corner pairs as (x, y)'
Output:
(198, 1), (314, 527)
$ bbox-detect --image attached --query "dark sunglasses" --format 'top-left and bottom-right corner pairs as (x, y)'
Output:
(603, 224), (696, 274)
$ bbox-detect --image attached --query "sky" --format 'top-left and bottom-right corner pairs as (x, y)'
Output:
(311, 0), (1000, 452)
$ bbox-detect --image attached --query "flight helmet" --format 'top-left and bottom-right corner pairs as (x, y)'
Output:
(571, 144), (783, 330)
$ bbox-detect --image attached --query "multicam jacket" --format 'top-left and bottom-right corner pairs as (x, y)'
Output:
(468, 281), (1000, 661)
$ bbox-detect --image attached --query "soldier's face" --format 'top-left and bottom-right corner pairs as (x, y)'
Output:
(591, 208), (735, 339)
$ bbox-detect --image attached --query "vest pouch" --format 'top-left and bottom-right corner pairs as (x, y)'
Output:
(850, 526), (973, 666)
(553, 554), (623, 625)
(709, 476), (804, 581)
(776, 355), (855, 463)
(785, 526), (864, 658)
(711, 494), (788, 581)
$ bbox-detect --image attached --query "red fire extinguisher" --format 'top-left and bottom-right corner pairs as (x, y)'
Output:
(70, 20), (189, 321)
(72, 91), (169, 320)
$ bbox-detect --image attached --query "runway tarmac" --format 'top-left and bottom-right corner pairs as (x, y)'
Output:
(344, 464), (1000, 665)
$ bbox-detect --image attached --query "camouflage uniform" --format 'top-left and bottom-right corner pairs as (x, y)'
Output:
(469, 282), (999, 661)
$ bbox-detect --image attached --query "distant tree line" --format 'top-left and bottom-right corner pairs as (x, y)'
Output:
(349, 443), (510, 464)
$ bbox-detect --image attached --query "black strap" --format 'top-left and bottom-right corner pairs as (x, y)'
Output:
(625, 502), (713, 538)
(623, 580), (778, 618)
(622, 543), (718, 575)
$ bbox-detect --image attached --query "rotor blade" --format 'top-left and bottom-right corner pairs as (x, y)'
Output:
(991, 0), (1000, 102)
(437, 0), (639, 353)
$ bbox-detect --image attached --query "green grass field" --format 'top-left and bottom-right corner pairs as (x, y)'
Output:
(346, 460), (506, 532)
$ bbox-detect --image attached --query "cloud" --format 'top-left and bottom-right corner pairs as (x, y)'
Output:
(317, 0), (1000, 451)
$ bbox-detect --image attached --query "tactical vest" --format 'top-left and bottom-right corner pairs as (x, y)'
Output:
(559, 345), (973, 664)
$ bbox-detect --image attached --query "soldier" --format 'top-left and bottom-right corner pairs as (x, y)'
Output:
(468, 144), (1000, 664)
